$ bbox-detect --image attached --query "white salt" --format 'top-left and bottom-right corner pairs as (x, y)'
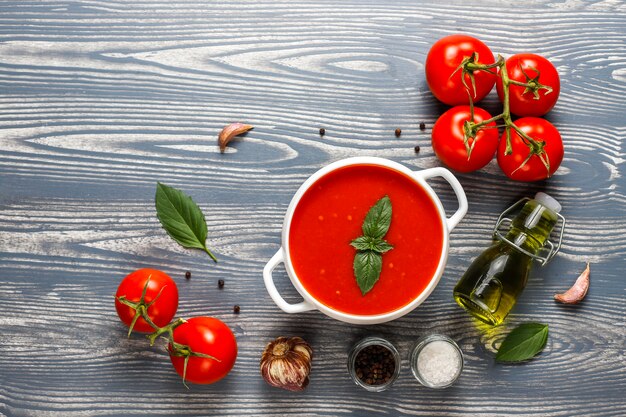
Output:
(416, 340), (461, 387)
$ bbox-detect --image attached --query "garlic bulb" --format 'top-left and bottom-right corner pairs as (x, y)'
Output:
(260, 336), (312, 392)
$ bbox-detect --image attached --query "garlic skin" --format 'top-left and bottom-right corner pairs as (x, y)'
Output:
(218, 123), (253, 153)
(260, 336), (312, 392)
(554, 262), (590, 304)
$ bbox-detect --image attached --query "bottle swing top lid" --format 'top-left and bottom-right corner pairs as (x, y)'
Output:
(534, 192), (562, 214)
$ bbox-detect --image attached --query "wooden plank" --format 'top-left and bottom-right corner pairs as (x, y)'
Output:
(0, 0), (625, 416)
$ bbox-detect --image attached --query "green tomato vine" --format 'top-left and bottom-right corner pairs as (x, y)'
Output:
(117, 276), (218, 388)
(457, 53), (554, 176)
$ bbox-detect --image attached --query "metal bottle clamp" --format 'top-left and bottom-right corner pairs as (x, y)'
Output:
(492, 198), (566, 266)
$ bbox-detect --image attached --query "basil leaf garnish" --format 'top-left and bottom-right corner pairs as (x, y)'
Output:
(351, 196), (393, 295)
(362, 195), (392, 239)
(353, 250), (383, 296)
(350, 236), (393, 253)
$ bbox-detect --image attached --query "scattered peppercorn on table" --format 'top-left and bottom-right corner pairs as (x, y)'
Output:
(0, 0), (625, 416)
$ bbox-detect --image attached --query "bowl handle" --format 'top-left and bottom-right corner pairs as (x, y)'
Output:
(413, 167), (468, 231)
(263, 248), (316, 314)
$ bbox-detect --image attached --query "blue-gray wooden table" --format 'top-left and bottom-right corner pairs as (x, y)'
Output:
(1, 1), (625, 416)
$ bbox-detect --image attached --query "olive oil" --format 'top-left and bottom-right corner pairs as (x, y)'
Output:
(454, 193), (561, 326)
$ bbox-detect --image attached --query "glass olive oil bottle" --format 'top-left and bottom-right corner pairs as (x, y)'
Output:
(454, 193), (562, 326)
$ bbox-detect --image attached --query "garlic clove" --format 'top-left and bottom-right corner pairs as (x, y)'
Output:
(554, 262), (590, 304)
(218, 123), (253, 153)
(260, 336), (312, 392)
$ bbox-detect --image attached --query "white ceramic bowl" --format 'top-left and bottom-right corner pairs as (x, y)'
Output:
(263, 157), (468, 325)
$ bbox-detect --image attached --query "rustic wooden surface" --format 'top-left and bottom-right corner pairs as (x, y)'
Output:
(1, 0), (625, 416)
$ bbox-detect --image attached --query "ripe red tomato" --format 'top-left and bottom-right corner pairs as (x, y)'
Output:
(425, 34), (497, 106)
(496, 53), (560, 117)
(497, 117), (564, 181)
(169, 317), (237, 384)
(115, 268), (178, 333)
(431, 105), (500, 172)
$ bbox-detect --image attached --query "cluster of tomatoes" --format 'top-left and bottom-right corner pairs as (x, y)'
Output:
(425, 34), (564, 182)
(115, 268), (238, 385)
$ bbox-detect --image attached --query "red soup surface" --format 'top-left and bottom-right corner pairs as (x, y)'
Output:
(288, 164), (444, 316)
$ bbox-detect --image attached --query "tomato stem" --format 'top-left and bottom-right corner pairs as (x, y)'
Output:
(167, 339), (221, 389)
(508, 79), (530, 87)
(116, 275), (163, 337)
(146, 317), (186, 346)
(471, 113), (504, 129)
(461, 54), (552, 175)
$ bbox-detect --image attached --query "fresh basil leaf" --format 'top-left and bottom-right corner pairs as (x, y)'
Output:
(354, 250), (383, 295)
(351, 236), (394, 254)
(496, 323), (548, 363)
(155, 182), (217, 262)
(362, 195), (392, 239)
(351, 195), (394, 295)
(371, 240), (394, 253)
(350, 236), (374, 251)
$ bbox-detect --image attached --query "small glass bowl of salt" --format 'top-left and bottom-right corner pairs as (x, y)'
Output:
(410, 334), (464, 389)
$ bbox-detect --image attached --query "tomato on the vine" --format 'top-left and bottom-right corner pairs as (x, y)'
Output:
(431, 105), (500, 173)
(496, 53), (560, 117)
(169, 317), (237, 384)
(115, 268), (178, 333)
(497, 117), (564, 181)
(425, 34), (497, 106)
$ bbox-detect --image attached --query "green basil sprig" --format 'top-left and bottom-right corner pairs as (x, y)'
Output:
(155, 182), (217, 263)
(351, 196), (393, 295)
(496, 322), (549, 363)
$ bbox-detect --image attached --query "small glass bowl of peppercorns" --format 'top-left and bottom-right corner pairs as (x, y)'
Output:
(347, 336), (400, 392)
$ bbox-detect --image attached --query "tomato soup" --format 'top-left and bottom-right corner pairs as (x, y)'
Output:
(288, 164), (444, 316)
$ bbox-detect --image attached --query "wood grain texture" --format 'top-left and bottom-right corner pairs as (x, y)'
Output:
(0, 0), (625, 416)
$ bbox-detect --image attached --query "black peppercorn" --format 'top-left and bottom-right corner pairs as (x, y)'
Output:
(319, 128), (325, 136)
(419, 122), (426, 131)
(185, 271), (191, 279)
(394, 128), (401, 137)
(233, 305), (240, 314)
(218, 279), (225, 289)
(354, 344), (396, 386)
